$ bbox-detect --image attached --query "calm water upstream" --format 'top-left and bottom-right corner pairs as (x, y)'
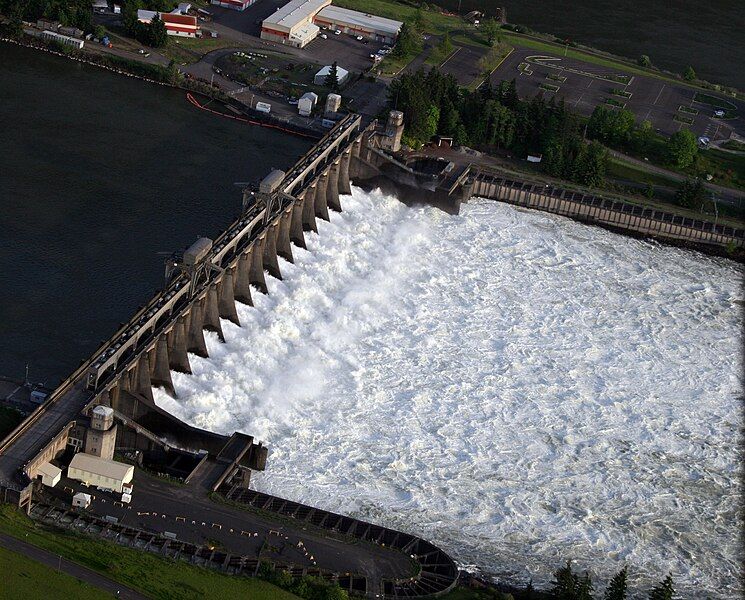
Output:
(0, 42), (311, 385)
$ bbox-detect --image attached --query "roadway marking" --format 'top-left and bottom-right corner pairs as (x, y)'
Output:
(440, 46), (461, 68)
(653, 84), (666, 106)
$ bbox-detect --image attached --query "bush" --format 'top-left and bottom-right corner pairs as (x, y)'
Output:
(637, 54), (652, 68)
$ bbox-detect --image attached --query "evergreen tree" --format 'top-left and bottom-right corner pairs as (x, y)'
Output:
(324, 61), (339, 90)
(123, 0), (144, 36)
(551, 560), (579, 599)
(393, 21), (421, 58)
(648, 574), (674, 600)
(148, 13), (168, 47)
(638, 54), (652, 67)
(675, 178), (706, 208)
(603, 566), (628, 600)
(683, 66), (696, 81)
(577, 572), (594, 600)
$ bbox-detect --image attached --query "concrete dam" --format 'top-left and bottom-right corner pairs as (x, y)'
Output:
(1, 105), (740, 597)
(0, 112), (461, 599)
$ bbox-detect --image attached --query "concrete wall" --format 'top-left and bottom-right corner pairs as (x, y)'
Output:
(472, 174), (744, 249)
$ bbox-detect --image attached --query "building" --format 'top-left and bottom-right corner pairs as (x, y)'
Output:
(298, 91), (318, 116)
(261, 0), (401, 47)
(314, 64), (348, 86)
(379, 110), (404, 153)
(84, 405), (117, 460)
(261, 0), (328, 48)
(137, 9), (199, 37)
(72, 492), (91, 508)
(37, 462), (62, 487)
(325, 93), (341, 114)
(68, 453), (134, 493)
(314, 6), (401, 44)
(211, 0), (254, 11)
(39, 30), (85, 49)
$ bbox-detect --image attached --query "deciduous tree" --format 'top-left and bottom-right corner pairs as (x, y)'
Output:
(666, 128), (698, 169)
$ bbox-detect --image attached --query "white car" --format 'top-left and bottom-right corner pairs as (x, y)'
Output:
(714, 109), (725, 117)
(320, 33), (327, 39)
(334, 29), (341, 35)
(355, 35), (363, 41)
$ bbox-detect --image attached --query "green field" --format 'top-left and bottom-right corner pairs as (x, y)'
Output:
(0, 544), (111, 600)
(693, 92), (737, 110)
(0, 506), (298, 600)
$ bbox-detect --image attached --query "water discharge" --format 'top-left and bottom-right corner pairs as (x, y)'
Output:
(154, 188), (742, 597)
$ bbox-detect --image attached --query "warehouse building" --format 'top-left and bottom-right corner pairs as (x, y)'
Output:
(138, 8), (199, 37)
(261, 0), (329, 48)
(68, 453), (134, 493)
(314, 6), (402, 44)
(261, 0), (401, 47)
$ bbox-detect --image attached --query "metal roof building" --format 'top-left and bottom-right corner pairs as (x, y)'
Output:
(314, 6), (402, 43)
(68, 453), (134, 493)
(261, 0), (402, 46)
(260, 0), (330, 47)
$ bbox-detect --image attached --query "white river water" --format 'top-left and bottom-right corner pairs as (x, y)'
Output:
(155, 187), (743, 597)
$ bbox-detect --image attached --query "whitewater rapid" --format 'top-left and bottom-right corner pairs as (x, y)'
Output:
(155, 187), (742, 597)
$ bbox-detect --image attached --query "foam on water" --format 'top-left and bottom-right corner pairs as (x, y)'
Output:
(155, 188), (743, 597)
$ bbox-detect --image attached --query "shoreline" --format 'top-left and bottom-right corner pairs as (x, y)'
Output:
(0, 36), (321, 140)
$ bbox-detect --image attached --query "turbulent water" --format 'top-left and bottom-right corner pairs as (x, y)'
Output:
(155, 188), (743, 597)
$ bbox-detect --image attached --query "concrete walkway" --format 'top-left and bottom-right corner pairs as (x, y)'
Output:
(0, 532), (148, 599)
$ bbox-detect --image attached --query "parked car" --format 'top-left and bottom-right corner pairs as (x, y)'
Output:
(714, 109), (725, 117)
(355, 35), (363, 41)
(320, 33), (327, 39)
(334, 29), (341, 35)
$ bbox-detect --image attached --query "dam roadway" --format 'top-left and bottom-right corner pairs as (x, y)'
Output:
(0, 113), (459, 598)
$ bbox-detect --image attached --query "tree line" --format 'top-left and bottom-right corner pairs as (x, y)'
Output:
(388, 68), (608, 187)
(1, 0), (93, 32)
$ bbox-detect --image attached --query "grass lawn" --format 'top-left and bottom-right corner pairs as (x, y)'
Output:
(722, 139), (745, 152)
(606, 158), (680, 188)
(0, 405), (24, 439)
(693, 92), (738, 110)
(0, 505), (298, 600)
(0, 544), (110, 600)
(164, 36), (240, 65)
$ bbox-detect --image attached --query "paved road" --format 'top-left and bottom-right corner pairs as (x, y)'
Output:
(0, 532), (147, 599)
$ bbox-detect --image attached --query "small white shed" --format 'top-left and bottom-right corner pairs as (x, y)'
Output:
(298, 92), (318, 117)
(72, 492), (92, 508)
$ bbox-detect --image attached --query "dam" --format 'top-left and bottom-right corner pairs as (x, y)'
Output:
(1, 91), (741, 596)
(0, 111), (463, 598)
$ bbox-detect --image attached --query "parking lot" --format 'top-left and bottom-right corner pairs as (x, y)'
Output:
(489, 48), (744, 140)
(438, 44), (489, 87)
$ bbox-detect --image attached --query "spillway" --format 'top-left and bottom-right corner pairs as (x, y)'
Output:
(154, 187), (742, 597)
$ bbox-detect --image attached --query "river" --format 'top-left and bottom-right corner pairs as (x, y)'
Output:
(156, 188), (743, 597)
(0, 42), (311, 386)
